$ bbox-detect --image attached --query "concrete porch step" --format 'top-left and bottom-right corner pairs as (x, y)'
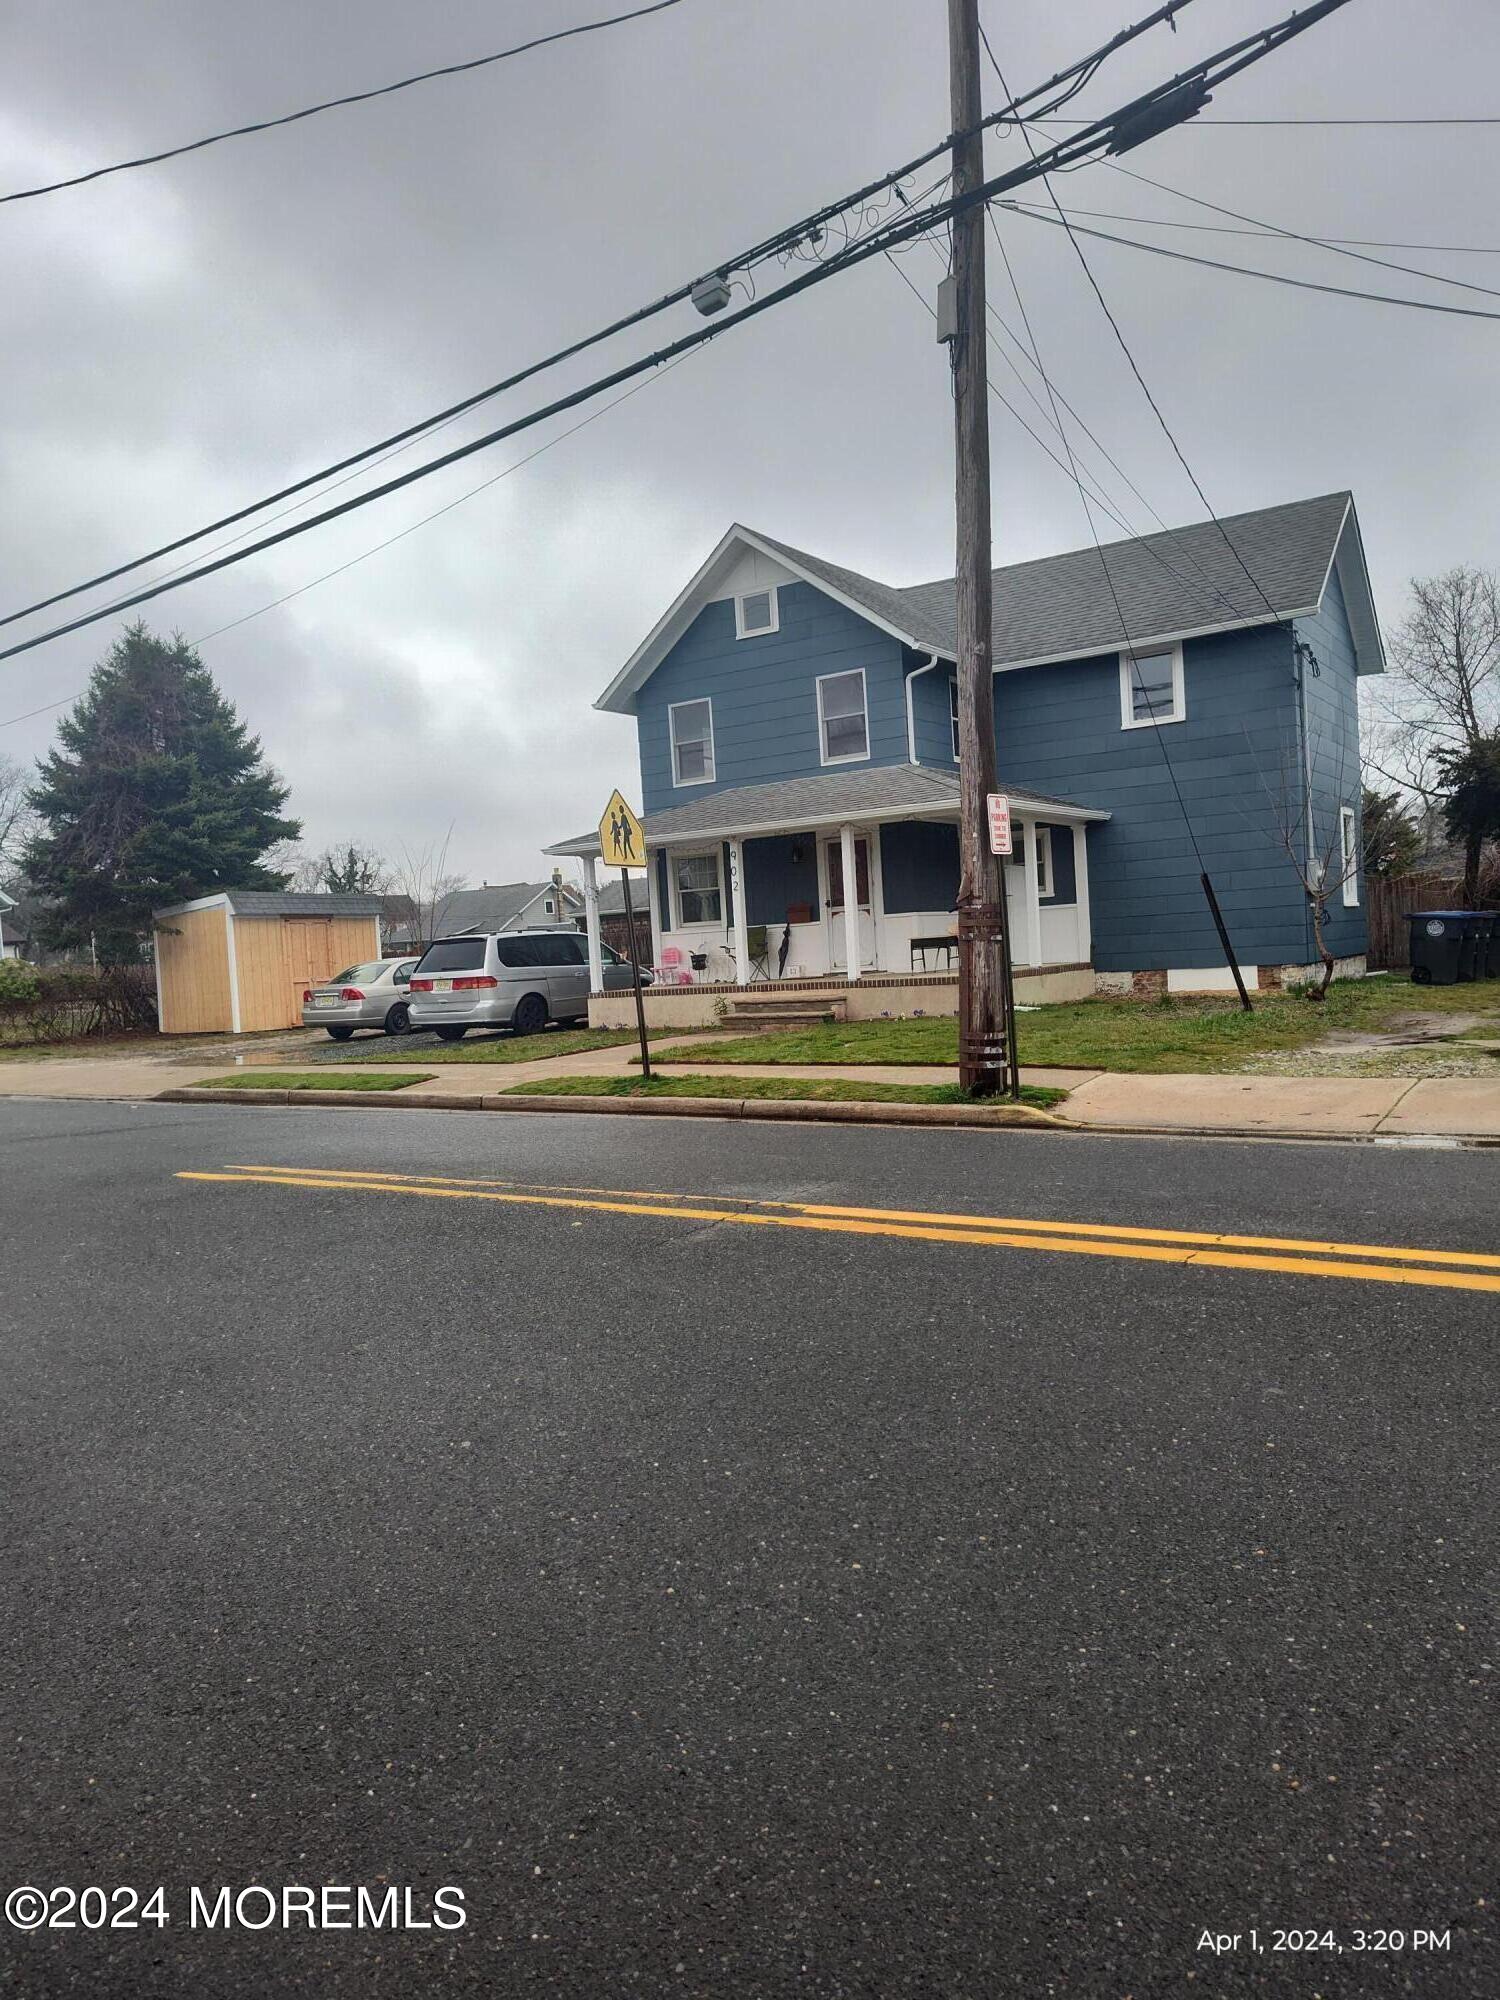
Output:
(720, 995), (848, 1029)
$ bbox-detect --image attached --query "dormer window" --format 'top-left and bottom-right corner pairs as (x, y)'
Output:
(735, 586), (779, 639)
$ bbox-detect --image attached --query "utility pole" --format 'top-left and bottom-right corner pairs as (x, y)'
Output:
(948, 0), (1014, 1096)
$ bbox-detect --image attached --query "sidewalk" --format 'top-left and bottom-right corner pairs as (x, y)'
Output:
(4, 1042), (1500, 1139)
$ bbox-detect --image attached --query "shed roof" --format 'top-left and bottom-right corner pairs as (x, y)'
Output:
(153, 890), (384, 920)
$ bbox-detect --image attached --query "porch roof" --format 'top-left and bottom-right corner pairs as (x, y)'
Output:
(545, 765), (1108, 857)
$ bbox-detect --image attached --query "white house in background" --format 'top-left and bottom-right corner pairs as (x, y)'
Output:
(0, 888), (18, 959)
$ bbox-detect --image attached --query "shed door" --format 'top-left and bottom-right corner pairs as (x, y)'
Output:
(281, 920), (335, 1017)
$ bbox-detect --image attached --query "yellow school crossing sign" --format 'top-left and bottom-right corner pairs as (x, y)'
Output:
(598, 790), (645, 869)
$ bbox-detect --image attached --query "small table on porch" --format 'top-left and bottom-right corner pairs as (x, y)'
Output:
(910, 935), (959, 972)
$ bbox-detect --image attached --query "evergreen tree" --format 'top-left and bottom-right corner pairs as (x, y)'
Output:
(1439, 735), (1500, 907)
(1359, 785), (1421, 878)
(24, 624), (299, 961)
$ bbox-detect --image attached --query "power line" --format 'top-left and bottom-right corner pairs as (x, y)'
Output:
(1, 2), (1200, 634)
(1003, 206), (1500, 320)
(979, 21), (1282, 624)
(189, 354), (693, 645)
(1, 359), (695, 732)
(0, 0), (1356, 664)
(1103, 158), (1500, 302)
(1034, 114), (1500, 127)
(1, 1), (688, 206)
(1003, 200), (1500, 256)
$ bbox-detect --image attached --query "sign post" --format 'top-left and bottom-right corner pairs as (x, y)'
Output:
(598, 789), (651, 1081)
(986, 793), (1012, 858)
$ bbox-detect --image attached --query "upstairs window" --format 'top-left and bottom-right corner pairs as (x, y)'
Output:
(669, 698), (715, 786)
(1120, 645), (1185, 729)
(817, 668), (870, 764)
(735, 587), (779, 639)
(950, 676), (961, 761)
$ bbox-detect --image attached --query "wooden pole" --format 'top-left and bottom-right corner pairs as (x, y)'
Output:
(619, 870), (652, 1079)
(949, 0), (1012, 1095)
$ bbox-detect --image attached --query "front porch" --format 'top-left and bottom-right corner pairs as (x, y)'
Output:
(546, 766), (1107, 1024)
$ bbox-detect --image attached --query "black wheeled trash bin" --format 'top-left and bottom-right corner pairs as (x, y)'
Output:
(1407, 911), (1467, 985)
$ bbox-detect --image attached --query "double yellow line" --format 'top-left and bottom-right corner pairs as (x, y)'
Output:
(176, 1164), (1500, 1295)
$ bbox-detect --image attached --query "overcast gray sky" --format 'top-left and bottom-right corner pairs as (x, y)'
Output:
(2, 0), (1496, 886)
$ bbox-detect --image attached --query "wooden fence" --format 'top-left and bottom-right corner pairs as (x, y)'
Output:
(1367, 871), (1465, 969)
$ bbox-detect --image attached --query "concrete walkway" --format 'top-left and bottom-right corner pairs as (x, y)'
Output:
(4, 1039), (1500, 1138)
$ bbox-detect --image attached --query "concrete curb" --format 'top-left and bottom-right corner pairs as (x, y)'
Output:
(154, 1085), (1068, 1130)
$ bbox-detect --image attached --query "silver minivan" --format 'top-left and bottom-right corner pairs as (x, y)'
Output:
(407, 930), (651, 1040)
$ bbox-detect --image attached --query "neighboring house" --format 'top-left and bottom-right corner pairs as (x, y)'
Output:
(592, 876), (652, 963)
(0, 888), (16, 959)
(380, 876), (582, 951)
(548, 493), (1381, 1011)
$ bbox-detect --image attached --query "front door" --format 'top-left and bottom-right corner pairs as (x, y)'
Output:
(821, 836), (877, 972)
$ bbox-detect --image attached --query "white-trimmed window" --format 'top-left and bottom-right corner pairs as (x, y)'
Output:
(673, 850), (723, 928)
(817, 668), (870, 764)
(1033, 824), (1053, 898)
(949, 676), (960, 761)
(1340, 804), (1360, 907)
(669, 698), (715, 786)
(735, 587), (779, 639)
(1120, 645), (1185, 729)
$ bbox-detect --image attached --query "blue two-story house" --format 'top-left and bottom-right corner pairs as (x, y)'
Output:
(547, 492), (1382, 1016)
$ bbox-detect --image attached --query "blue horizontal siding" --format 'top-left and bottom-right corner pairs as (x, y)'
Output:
(995, 624), (1313, 968)
(1295, 565), (1366, 961)
(637, 583), (907, 813)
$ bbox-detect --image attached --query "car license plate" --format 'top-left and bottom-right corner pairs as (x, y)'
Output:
(312, 995), (337, 1007)
(434, 978), (453, 992)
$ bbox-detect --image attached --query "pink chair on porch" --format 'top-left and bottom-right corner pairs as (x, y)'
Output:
(658, 945), (693, 986)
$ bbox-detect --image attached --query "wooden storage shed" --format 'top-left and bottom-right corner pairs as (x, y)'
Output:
(153, 891), (384, 1034)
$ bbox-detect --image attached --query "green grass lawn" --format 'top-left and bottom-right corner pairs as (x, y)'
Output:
(196, 1071), (435, 1092)
(648, 977), (1500, 1075)
(310, 1027), (699, 1065)
(503, 1074), (1066, 1108)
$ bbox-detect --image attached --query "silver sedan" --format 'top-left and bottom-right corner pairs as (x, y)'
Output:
(301, 958), (419, 1039)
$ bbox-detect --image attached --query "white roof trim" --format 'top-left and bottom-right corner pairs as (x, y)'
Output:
(152, 892), (231, 920)
(993, 607), (1299, 675)
(1314, 496), (1386, 675)
(594, 525), (946, 714)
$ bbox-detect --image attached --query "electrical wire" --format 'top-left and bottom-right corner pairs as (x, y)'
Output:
(979, 22), (1283, 624)
(1036, 115), (1500, 127)
(0, 0), (1356, 664)
(1102, 158), (1500, 302)
(2, 1), (688, 206)
(0, 4), (1198, 635)
(1002, 200), (1500, 256)
(1002, 206), (1500, 321)
(0, 357), (695, 731)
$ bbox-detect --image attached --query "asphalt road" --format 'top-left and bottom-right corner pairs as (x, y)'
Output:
(2, 1098), (1496, 1998)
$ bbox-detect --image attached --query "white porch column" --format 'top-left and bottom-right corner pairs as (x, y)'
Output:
(1071, 823), (1092, 965)
(839, 822), (861, 981)
(1021, 818), (1043, 969)
(580, 853), (604, 992)
(645, 848), (665, 967)
(728, 837), (750, 986)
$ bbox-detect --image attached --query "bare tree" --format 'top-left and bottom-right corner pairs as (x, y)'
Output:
(1366, 567), (1500, 816)
(0, 754), (37, 880)
(389, 829), (466, 951)
(1257, 726), (1360, 1000)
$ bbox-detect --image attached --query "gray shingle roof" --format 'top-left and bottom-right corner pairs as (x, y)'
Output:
(754, 491), (1354, 668)
(227, 891), (383, 917)
(639, 765), (1105, 844)
(381, 880), (582, 940)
